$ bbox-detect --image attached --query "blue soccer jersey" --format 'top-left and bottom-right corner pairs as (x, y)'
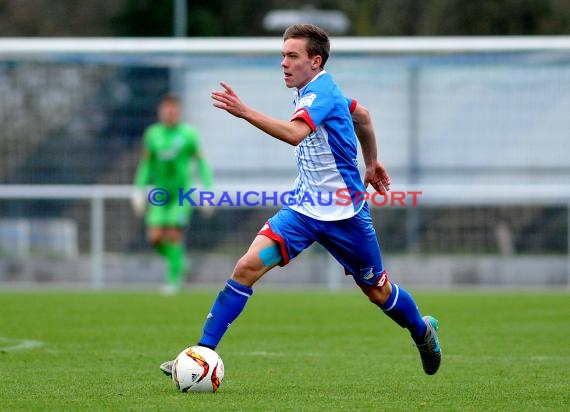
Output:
(288, 71), (365, 221)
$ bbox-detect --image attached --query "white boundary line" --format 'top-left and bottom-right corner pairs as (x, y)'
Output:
(0, 336), (44, 352)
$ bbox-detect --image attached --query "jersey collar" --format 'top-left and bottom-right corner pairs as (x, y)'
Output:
(295, 70), (327, 95)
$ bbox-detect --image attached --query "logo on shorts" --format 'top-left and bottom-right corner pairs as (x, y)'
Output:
(360, 267), (375, 281)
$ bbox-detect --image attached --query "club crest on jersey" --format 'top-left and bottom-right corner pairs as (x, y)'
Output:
(298, 93), (317, 108)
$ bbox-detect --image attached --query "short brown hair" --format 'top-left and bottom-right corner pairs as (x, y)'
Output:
(283, 24), (330, 68)
(160, 93), (180, 105)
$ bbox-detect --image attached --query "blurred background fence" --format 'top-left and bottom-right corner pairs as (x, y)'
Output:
(0, 37), (569, 288)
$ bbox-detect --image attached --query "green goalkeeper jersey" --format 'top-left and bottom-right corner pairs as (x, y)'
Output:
(134, 123), (213, 192)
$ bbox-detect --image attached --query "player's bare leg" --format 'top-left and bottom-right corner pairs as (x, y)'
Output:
(231, 235), (281, 286)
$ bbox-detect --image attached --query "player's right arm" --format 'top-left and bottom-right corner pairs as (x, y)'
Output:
(350, 100), (391, 194)
(134, 127), (156, 187)
(211, 81), (311, 146)
(132, 131), (153, 216)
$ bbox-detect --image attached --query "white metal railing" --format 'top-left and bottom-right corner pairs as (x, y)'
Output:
(1, 36), (570, 56)
(1, 183), (570, 288)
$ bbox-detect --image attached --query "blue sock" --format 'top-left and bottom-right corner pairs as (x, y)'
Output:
(379, 283), (427, 344)
(198, 278), (253, 349)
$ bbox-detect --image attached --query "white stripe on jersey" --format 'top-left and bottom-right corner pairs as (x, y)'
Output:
(289, 124), (362, 221)
(287, 71), (365, 221)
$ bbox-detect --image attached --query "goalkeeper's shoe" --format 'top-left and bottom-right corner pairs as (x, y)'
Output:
(416, 315), (442, 375)
(160, 360), (175, 377)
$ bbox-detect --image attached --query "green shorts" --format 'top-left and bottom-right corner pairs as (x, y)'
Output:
(146, 192), (194, 228)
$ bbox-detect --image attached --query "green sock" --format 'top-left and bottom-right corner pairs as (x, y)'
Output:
(164, 242), (186, 287)
(154, 242), (169, 257)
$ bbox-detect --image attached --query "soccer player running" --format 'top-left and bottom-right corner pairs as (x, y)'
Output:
(132, 94), (214, 294)
(161, 24), (441, 375)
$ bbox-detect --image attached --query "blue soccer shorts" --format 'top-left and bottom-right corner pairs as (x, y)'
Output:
(257, 204), (388, 287)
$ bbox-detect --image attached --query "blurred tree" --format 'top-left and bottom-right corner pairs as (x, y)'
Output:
(0, 0), (568, 36)
(416, 0), (565, 36)
(112, 0), (342, 37)
(0, 0), (127, 36)
(111, 0), (174, 36)
(354, 0), (570, 36)
(112, 0), (268, 36)
(112, 0), (570, 37)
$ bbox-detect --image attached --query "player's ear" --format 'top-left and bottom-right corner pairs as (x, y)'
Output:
(312, 55), (322, 69)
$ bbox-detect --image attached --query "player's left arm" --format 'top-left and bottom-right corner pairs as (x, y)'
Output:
(211, 81), (310, 146)
(132, 133), (153, 216)
(194, 150), (214, 190)
(134, 129), (154, 188)
(351, 101), (391, 194)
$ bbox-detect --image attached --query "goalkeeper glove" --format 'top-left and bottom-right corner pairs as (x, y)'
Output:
(131, 188), (147, 217)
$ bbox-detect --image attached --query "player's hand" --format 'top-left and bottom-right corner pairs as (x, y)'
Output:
(211, 82), (248, 118)
(364, 160), (391, 195)
(199, 203), (215, 219)
(131, 188), (147, 217)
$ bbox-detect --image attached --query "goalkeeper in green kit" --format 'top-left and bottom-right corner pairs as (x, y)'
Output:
(132, 94), (214, 294)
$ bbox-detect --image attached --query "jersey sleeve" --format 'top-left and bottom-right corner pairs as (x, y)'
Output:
(290, 89), (334, 132)
(134, 128), (153, 187)
(345, 97), (357, 113)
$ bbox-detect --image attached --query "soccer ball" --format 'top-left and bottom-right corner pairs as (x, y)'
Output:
(172, 346), (224, 393)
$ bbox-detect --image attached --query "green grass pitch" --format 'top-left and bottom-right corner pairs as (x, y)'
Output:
(0, 289), (568, 411)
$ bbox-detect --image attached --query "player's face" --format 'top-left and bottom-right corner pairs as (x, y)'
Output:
(158, 101), (181, 127)
(281, 38), (321, 89)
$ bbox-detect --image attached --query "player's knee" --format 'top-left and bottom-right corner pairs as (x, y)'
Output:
(232, 255), (264, 286)
(148, 232), (162, 246)
(166, 228), (183, 244)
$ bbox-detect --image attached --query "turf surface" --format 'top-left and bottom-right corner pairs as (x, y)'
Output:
(0, 289), (568, 411)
